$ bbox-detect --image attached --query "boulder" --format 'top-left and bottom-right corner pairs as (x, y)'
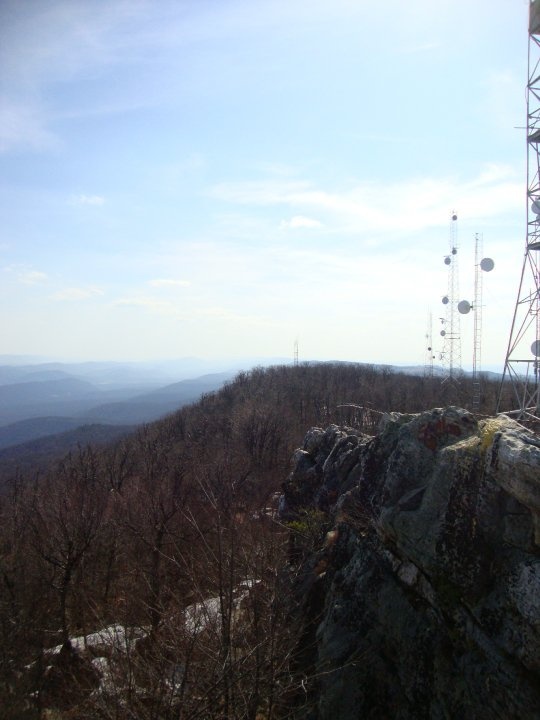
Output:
(283, 408), (540, 719)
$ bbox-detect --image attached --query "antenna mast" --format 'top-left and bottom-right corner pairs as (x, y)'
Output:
(497, 1), (540, 429)
(440, 212), (462, 382)
(472, 234), (483, 412)
(424, 311), (435, 378)
(469, 235), (494, 413)
(453, 233), (494, 413)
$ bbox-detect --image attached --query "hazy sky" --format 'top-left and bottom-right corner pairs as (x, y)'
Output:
(0, 0), (529, 368)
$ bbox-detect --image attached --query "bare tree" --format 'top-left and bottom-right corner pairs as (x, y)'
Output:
(27, 451), (107, 643)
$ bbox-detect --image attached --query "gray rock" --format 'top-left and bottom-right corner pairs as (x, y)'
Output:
(285, 408), (540, 719)
(485, 416), (540, 543)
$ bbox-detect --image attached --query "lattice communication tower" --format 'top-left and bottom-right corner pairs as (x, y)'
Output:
(440, 213), (462, 382)
(424, 311), (435, 378)
(472, 234), (485, 412)
(498, 1), (540, 427)
(456, 234), (494, 413)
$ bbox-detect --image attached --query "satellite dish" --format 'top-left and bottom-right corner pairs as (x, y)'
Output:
(458, 300), (472, 314)
(440, 330), (446, 337)
(442, 296), (449, 305)
(451, 247), (457, 255)
(480, 257), (494, 272)
(532, 340), (540, 357)
(532, 200), (540, 215)
(444, 256), (451, 265)
(452, 213), (458, 221)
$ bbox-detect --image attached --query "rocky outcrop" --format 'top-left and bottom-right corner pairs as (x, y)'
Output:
(281, 407), (540, 719)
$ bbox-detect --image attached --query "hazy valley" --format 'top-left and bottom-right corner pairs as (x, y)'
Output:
(0, 356), (289, 451)
(2, 359), (536, 719)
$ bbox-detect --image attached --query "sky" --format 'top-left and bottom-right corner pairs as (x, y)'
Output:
(0, 0), (531, 369)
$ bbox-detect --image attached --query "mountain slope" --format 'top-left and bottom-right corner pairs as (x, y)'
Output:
(0, 363), (528, 718)
(0, 423), (135, 481)
(0, 416), (91, 450)
(79, 371), (237, 424)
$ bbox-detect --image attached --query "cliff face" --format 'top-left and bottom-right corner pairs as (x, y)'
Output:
(281, 407), (540, 719)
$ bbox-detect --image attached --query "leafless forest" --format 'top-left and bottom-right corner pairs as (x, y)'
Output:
(0, 363), (507, 718)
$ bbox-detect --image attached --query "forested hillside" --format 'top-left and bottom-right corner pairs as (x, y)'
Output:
(0, 362), (508, 718)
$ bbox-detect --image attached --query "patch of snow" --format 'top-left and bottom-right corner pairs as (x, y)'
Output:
(47, 624), (147, 656)
(90, 656), (116, 696)
(184, 579), (261, 634)
(184, 596), (222, 634)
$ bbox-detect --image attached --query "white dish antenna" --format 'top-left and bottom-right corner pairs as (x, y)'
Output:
(442, 295), (449, 304)
(532, 339), (540, 357)
(531, 200), (540, 215)
(458, 300), (472, 315)
(480, 257), (494, 272)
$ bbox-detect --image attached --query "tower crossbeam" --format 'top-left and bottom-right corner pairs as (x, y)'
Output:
(497, 1), (540, 430)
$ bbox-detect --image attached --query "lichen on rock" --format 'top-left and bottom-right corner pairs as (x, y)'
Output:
(282, 407), (540, 719)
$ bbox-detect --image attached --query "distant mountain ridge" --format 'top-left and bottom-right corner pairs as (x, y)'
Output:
(0, 416), (93, 450)
(0, 423), (135, 481)
(0, 359), (244, 450)
(0, 377), (97, 405)
(80, 372), (237, 425)
(0, 357), (501, 454)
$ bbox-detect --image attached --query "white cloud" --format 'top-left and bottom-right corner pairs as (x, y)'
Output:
(281, 216), (323, 230)
(23, 270), (47, 285)
(147, 278), (191, 288)
(401, 41), (440, 54)
(71, 194), (106, 206)
(210, 165), (522, 236)
(196, 306), (274, 326)
(19, 270), (47, 285)
(52, 286), (104, 301)
(0, 0), (366, 154)
(210, 180), (311, 206)
(113, 296), (178, 314)
(4, 265), (49, 285)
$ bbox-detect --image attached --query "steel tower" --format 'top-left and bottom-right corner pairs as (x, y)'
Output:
(440, 212), (462, 382)
(498, 1), (540, 428)
(466, 234), (494, 413)
(472, 234), (484, 413)
(424, 312), (435, 379)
